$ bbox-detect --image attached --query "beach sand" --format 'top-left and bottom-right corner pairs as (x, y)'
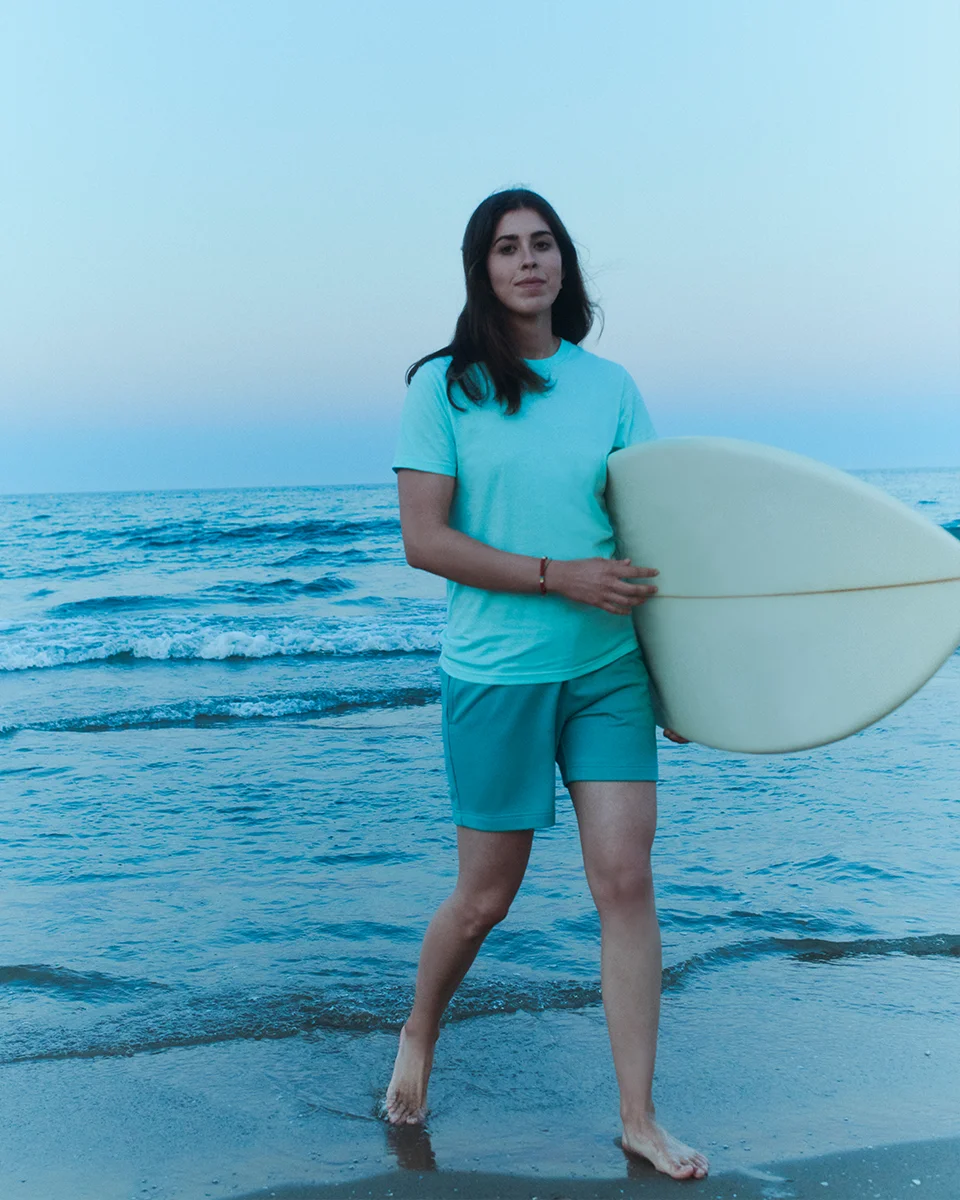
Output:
(231, 1136), (960, 1199)
(2, 949), (956, 1200)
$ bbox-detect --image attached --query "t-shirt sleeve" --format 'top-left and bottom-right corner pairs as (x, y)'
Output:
(613, 370), (657, 449)
(392, 362), (458, 477)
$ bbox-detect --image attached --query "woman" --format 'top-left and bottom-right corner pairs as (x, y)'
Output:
(386, 188), (708, 1181)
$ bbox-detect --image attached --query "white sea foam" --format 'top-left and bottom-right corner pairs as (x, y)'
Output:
(0, 622), (441, 672)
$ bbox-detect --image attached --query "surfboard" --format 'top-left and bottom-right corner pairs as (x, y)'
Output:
(606, 437), (960, 753)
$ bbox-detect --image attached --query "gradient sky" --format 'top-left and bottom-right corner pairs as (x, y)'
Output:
(2, 0), (958, 493)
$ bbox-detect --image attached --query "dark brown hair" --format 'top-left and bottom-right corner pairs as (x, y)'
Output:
(406, 188), (596, 415)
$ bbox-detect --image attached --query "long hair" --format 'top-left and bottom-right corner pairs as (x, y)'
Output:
(406, 188), (597, 415)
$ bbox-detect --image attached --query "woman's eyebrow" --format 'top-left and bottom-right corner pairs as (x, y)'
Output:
(492, 229), (554, 246)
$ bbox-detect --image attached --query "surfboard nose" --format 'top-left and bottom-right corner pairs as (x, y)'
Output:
(607, 437), (960, 753)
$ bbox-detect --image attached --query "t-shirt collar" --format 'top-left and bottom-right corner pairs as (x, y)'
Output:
(524, 338), (574, 371)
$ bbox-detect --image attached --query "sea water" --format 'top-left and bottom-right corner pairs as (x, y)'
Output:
(0, 470), (958, 1191)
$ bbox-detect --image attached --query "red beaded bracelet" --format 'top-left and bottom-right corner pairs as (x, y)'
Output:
(539, 556), (551, 595)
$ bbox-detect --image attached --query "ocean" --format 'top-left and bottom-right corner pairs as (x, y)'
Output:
(1, 470), (958, 1199)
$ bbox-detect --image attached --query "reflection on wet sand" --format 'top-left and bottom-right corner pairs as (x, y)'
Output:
(385, 1121), (438, 1172)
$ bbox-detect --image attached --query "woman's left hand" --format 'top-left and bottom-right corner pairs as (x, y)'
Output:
(663, 728), (689, 744)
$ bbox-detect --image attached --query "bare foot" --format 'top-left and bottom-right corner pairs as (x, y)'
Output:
(384, 1024), (435, 1125)
(622, 1116), (709, 1180)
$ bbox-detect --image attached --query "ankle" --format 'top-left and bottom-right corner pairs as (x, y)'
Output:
(622, 1104), (657, 1129)
(401, 1019), (440, 1045)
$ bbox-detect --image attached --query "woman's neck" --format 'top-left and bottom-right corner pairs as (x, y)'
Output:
(506, 311), (560, 360)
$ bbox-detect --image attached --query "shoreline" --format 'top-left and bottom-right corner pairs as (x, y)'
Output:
(2, 987), (957, 1200)
(230, 1135), (960, 1199)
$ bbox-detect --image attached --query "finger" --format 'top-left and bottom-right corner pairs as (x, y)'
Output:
(611, 583), (658, 602)
(615, 563), (659, 579)
(613, 577), (658, 593)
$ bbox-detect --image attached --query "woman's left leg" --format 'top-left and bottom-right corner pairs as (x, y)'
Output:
(569, 779), (709, 1180)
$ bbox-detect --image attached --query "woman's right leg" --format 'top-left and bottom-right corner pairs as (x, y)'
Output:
(385, 825), (534, 1124)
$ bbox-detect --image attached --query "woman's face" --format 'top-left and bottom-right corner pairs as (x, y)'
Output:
(485, 207), (564, 319)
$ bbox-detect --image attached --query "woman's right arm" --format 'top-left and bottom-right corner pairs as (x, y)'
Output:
(396, 469), (658, 617)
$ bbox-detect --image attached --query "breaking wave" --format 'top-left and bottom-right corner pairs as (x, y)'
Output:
(0, 684), (439, 737)
(4, 932), (956, 1065)
(0, 622), (441, 672)
(47, 576), (356, 615)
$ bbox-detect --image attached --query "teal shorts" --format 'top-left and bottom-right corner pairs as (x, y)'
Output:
(439, 647), (658, 831)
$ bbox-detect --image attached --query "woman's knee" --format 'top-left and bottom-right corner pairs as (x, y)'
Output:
(451, 886), (516, 938)
(588, 856), (654, 915)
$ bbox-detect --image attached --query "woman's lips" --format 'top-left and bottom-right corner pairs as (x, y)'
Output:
(516, 278), (546, 288)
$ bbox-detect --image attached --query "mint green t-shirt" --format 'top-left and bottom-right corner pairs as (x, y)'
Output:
(392, 339), (656, 683)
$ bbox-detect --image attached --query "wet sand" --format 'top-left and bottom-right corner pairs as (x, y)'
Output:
(232, 1135), (960, 1199)
(1, 956), (957, 1200)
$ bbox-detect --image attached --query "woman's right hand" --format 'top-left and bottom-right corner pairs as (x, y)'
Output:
(548, 557), (658, 615)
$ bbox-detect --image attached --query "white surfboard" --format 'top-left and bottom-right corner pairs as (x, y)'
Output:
(606, 437), (960, 753)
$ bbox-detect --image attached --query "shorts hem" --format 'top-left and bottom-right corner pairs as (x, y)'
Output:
(452, 809), (556, 832)
(561, 763), (658, 785)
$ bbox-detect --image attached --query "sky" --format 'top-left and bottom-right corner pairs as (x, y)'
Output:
(1, 0), (958, 494)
